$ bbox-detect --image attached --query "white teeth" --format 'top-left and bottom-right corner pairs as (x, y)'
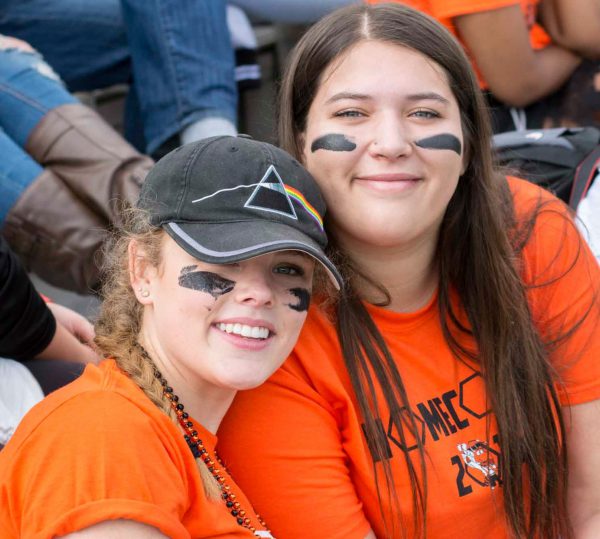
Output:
(216, 323), (270, 339)
(250, 326), (263, 338)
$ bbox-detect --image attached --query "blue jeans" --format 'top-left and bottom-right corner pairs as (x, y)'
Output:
(0, 0), (237, 154)
(231, 0), (357, 23)
(0, 48), (76, 223)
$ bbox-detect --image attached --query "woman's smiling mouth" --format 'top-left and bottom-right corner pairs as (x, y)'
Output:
(216, 323), (271, 340)
(354, 173), (422, 193)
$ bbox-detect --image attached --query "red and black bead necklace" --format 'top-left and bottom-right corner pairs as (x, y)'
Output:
(136, 344), (271, 537)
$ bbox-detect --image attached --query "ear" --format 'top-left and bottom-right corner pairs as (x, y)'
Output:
(128, 240), (157, 305)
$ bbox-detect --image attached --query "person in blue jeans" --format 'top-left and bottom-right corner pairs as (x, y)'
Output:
(0, 0), (238, 156)
(0, 35), (153, 293)
(230, 0), (357, 24)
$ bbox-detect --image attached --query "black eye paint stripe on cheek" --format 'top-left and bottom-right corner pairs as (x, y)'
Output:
(287, 288), (311, 312)
(178, 268), (235, 299)
(311, 134), (356, 153)
(415, 133), (462, 155)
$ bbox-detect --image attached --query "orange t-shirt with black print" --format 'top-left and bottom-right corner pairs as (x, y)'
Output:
(366, 0), (550, 88)
(217, 178), (600, 539)
(0, 359), (271, 539)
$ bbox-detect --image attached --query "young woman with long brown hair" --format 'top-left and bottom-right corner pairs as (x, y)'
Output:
(218, 4), (600, 538)
(0, 136), (342, 538)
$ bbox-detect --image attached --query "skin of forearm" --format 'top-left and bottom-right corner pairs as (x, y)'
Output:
(454, 5), (582, 107)
(35, 322), (98, 363)
(541, 0), (600, 59)
(489, 45), (581, 107)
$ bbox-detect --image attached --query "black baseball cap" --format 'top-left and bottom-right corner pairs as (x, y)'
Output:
(137, 135), (342, 289)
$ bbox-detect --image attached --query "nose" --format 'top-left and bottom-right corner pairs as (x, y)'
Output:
(233, 268), (275, 308)
(368, 114), (413, 160)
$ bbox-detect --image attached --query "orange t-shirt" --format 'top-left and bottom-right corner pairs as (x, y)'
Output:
(0, 359), (271, 539)
(218, 178), (600, 538)
(366, 0), (551, 88)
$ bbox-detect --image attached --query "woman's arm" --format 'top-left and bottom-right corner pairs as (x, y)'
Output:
(454, 4), (581, 107)
(35, 302), (99, 364)
(62, 519), (169, 538)
(565, 399), (600, 537)
(34, 315), (99, 364)
(0, 235), (98, 364)
(540, 0), (600, 59)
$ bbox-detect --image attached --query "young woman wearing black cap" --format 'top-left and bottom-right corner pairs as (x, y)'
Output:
(0, 136), (342, 538)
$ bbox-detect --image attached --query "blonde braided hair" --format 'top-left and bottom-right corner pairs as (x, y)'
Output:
(94, 206), (219, 497)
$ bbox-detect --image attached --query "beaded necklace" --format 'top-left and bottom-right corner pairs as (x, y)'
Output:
(136, 344), (272, 537)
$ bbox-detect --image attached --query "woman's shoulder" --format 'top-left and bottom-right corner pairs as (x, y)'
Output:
(506, 176), (585, 270)
(0, 362), (199, 539)
(283, 304), (341, 374)
(0, 360), (174, 463)
(507, 175), (567, 214)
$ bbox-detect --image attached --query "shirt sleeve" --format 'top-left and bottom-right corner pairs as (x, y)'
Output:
(517, 183), (600, 405)
(1, 391), (192, 539)
(0, 236), (56, 360)
(218, 365), (372, 539)
(429, 0), (520, 19)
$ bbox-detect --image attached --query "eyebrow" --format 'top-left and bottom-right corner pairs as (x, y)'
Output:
(405, 92), (451, 105)
(324, 92), (371, 105)
(324, 91), (451, 106)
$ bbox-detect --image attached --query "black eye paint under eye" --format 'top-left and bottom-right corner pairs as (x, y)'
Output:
(287, 288), (311, 312)
(311, 134), (356, 153)
(415, 133), (462, 155)
(178, 266), (235, 299)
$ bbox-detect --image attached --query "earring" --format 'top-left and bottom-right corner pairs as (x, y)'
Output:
(140, 289), (150, 298)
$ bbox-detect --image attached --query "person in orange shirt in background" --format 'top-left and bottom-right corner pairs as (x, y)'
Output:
(217, 4), (600, 538)
(0, 136), (342, 538)
(367, 0), (600, 132)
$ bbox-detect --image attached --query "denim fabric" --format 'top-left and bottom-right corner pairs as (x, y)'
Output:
(0, 0), (237, 153)
(0, 48), (76, 145)
(0, 128), (43, 224)
(120, 0), (237, 153)
(0, 48), (76, 223)
(231, 0), (357, 23)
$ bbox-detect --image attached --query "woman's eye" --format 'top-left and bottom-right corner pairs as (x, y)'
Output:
(274, 264), (304, 276)
(411, 109), (440, 119)
(334, 109), (363, 118)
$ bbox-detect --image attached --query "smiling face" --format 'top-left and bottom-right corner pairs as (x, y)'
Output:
(301, 40), (465, 254)
(135, 235), (314, 395)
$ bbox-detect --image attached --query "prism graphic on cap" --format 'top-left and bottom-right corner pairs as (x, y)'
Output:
(244, 165), (298, 220)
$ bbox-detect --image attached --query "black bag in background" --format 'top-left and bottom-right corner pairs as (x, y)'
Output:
(493, 127), (600, 210)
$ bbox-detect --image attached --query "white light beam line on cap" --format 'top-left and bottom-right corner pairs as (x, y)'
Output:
(192, 183), (261, 204)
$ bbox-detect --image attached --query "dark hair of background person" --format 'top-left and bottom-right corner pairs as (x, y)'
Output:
(278, 4), (583, 538)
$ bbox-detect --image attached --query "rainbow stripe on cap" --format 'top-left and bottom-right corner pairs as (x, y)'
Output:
(284, 185), (324, 231)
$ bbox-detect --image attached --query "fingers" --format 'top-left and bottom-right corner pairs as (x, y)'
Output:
(71, 316), (95, 346)
(79, 344), (102, 365)
(47, 303), (96, 345)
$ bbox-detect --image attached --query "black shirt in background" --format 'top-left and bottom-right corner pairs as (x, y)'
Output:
(0, 236), (56, 360)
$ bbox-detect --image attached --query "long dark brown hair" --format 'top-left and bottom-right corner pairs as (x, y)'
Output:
(279, 4), (578, 537)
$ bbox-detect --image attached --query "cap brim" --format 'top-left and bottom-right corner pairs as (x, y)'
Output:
(164, 221), (343, 290)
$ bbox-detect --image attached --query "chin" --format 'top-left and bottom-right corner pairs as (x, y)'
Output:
(216, 371), (272, 392)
